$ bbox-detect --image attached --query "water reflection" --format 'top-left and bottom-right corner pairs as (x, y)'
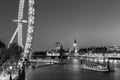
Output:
(114, 68), (120, 80)
(70, 58), (80, 72)
(27, 58), (120, 80)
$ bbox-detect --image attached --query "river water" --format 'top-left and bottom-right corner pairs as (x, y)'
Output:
(26, 58), (120, 80)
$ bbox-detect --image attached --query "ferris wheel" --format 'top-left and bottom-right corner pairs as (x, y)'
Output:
(8, 0), (35, 59)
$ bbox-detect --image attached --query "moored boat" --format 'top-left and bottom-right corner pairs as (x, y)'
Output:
(80, 57), (114, 72)
(80, 64), (110, 72)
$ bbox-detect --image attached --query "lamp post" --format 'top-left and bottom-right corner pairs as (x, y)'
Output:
(21, 61), (26, 80)
(3, 68), (5, 77)
(18, 62), (21, 74)
(18, 61), (23, 74)
(9, 66), (12, 80)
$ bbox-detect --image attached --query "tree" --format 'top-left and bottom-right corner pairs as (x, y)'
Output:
(8, 43), (23, 65)
(0, 39), (6, 60)
(0, 39), (6, 49)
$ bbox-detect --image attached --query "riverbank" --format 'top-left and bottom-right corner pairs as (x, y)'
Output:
(0, 73), (17, 80)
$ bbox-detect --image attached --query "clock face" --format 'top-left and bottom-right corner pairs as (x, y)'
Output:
(73, 43), (77, 47)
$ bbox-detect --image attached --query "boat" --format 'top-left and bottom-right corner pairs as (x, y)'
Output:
(80, 64), (110, 72)
(80, 57), (114, 72)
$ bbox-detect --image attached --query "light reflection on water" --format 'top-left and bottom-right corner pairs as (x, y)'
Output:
(114, 68), (120, 80)
(27, 59), (120, 80)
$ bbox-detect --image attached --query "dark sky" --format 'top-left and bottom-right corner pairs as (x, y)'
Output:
(0, 0), (120, 51)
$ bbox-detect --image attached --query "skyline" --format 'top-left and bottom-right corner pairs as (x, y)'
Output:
(0, 0), (120, 51)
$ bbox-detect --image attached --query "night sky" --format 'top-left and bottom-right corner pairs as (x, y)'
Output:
(0, 0), (120, 51)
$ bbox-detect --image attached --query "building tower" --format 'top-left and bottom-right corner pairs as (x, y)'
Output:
(73, 39), (78, 53)
(55, 42), (61, 52)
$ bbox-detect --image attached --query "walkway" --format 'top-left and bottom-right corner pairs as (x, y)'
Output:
(0, 73), (17, 80)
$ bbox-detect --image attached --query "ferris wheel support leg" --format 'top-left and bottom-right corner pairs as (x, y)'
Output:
(8, 27), (19, 48)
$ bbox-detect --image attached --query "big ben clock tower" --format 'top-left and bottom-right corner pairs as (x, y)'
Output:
(73, 39), (78, 53)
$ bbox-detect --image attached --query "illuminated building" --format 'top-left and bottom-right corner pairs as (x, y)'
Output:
(73, 39), (78, 53)
(72, 39), (79, 56)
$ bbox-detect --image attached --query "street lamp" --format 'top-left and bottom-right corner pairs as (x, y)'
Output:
(9, 66), (12, 71)
(18, 62), (21, 68)
(9, 66), (12, 80)
(18, 61), (23, 74)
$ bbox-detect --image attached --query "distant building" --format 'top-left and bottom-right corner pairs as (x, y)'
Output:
(73, 39), (78, 53)
(72, 38), (79, 56)
(47, 42), (62, 57)
(55, 42), (61, 52)
(107, 45), (120, 51)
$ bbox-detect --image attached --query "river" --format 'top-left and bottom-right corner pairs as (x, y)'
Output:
(26, 58), (120, 80)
